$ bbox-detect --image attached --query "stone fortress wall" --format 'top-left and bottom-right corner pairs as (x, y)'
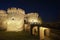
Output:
(0, 7), (42, 32)
(0, 8), (50, 40)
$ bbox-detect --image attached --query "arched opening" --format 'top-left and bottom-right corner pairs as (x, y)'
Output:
(40, 27), (50, 40)
(32, 26), (38, 36)
(44, 29), (46, 36)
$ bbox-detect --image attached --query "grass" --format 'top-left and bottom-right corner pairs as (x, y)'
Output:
(0, 31), (39, 40)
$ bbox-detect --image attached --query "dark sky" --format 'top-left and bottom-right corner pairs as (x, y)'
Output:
(0, 0), (59, 22)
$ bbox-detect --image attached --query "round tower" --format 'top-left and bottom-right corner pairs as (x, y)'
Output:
(6, 8), (25, 31)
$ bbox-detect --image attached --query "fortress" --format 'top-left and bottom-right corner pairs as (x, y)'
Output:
(0, 7), (42, 31)
(0, 7), (50, 40)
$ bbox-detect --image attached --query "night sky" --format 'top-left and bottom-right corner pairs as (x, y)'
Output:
(0, 0), (59, 22)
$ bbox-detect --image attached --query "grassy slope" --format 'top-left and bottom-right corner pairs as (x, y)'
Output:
(0, 31), (39, 40)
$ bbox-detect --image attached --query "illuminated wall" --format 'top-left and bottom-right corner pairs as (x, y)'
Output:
(0, 10), (7, 30)
(26, 13), (41, 24)
(6, 8), (25, 31)
(39, 27), (50, 40)
(24, 13), (40, 32)
(0, 8), (26, 31)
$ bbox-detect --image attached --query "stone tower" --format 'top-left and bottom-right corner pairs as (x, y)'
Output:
(6, 8), (25, 31)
